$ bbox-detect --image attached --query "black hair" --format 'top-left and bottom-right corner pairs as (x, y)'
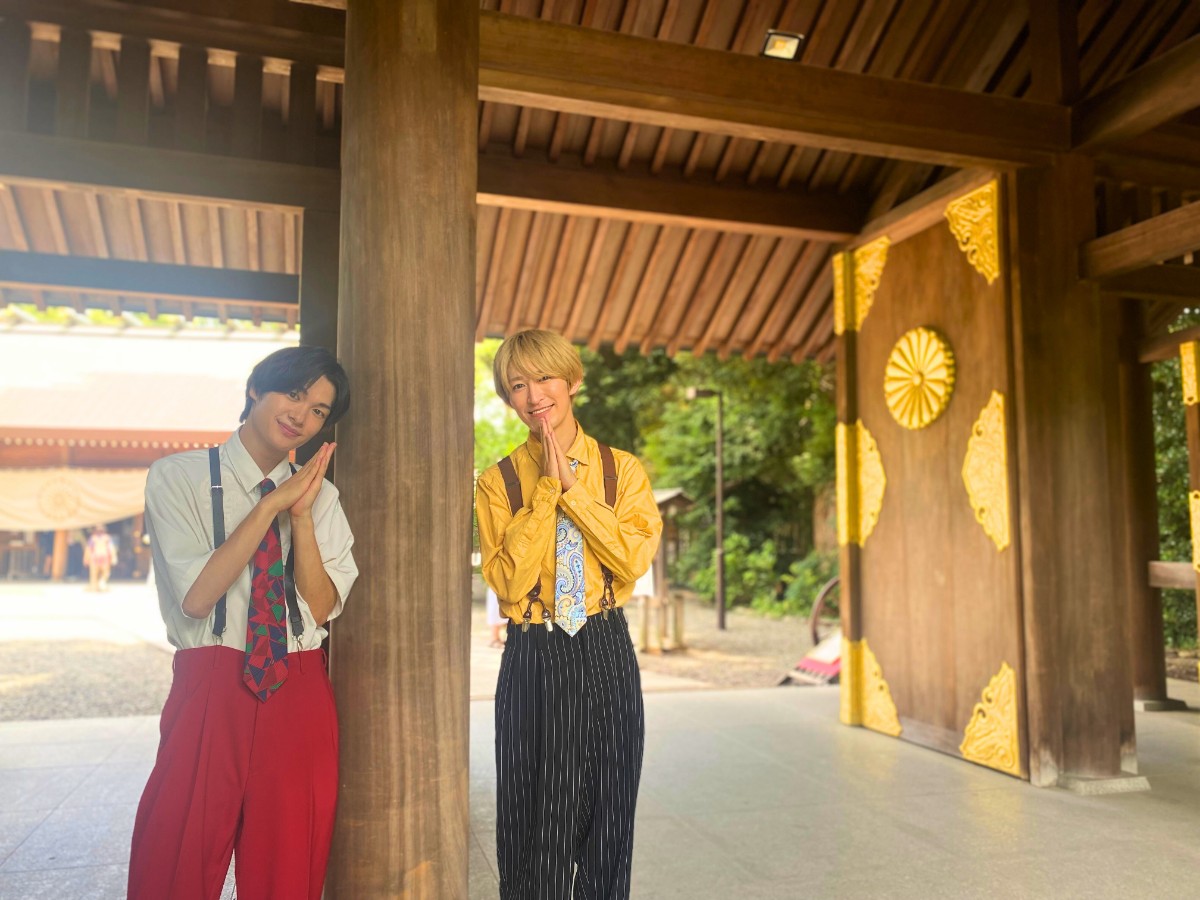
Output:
(240, 346), (351, 427)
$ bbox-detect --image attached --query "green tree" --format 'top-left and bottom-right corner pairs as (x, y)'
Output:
(1153, 309), (1200, 648)
(474, 339), (527, 472)
(573, 345), (837, 608)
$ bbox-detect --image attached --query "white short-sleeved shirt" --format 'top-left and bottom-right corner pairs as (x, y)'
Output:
(144, 429), (358, 651)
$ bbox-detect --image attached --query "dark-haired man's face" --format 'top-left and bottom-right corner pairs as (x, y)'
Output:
(244, 376), (336, 457)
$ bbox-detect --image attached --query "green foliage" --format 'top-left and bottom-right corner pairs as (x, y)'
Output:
(1153, 309), (1200, 648)
(575, 346), (677, 453)
(574, 344), (837, 608)
(685, 532), (779, 608)
(474, 338), (528, 473)
(751, 550), (840, 619)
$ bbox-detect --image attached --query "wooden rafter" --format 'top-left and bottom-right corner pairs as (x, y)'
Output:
(639, 229), (708, 355)
(0, 249), (297, 304)
(478, 15), (1068, 167)
(691, 235), (766, 357)
(477, 152), (866, 241)
(562, 218), (610, 343)
(1094, 263), (1200, 302)
(614, 226), (674, 356)
(476, 206), (513, 340)
(742, 241), (823, 360)
(0, 130), (340, 211)
(587, 221), (643, 351)
(1076, 34), (1200, 149)
(1081, 200), (1200, 279)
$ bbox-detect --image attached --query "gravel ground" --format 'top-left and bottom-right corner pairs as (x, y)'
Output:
(0, 639), (173, 720)
(627, 592), (817, 689)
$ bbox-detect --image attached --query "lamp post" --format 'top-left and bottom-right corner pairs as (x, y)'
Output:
(686, 387), (726, 630)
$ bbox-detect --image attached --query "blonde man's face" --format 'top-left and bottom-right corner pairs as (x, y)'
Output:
(504, 368), (581, 435)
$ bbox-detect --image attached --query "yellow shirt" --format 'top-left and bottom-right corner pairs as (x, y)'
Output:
(476, 426), (662, 624)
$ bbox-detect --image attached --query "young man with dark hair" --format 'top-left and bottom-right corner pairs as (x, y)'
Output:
(476, 329), (662, 900)
(128, 345), (357, 900)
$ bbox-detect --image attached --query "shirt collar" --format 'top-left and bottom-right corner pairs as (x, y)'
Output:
(223, 428), (293, 495)
(524, 421), (591, 465)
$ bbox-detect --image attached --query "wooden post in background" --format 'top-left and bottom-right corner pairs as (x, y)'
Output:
(50, 529), (68, 582)
(1117, 305), (1183, 709)
(1008, 155), (1141, 788)
(297, 208), (340, 468)
(329, 0), (476, 896)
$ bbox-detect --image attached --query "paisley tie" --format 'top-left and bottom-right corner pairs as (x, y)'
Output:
(243, 478), (289, 701)
(555, 460), (588, 636)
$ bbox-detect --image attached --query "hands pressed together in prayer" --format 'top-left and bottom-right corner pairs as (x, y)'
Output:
(538, 417), (576, 491)
(265, 442), (336, 520)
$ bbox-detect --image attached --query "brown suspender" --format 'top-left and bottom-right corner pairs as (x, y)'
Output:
(496, 442), (619, 630)
(496, 443), (617, 514)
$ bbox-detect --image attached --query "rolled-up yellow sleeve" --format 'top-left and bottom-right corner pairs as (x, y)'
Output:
(477, 468), (560, 604)
(558, 452), (661, 585)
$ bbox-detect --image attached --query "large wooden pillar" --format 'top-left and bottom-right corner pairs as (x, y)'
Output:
(1008, 155), (1139, 787)
(1115, 304), (1180, 708)
(329, 1), (476, 896)
(297, 208), (340, 467)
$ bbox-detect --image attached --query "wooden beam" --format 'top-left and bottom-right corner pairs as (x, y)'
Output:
(0, 0), (346, 70)
(1081, 200), (1200, 280)
(0, 249), (298, 304)
(1137, 321), (1200, 365)
(477, 153), (866, 242)
(1075, 35), (1200, 149)
(1148, 561), (1195, 591)
(1098, 264), (1200, 305)
(852, 168), (997, 250)
(1028, 0), (1079, 104)
(0, 130), (340, 210)
(479, 13), (1069, 168)
(1094, 124), (1200, 190)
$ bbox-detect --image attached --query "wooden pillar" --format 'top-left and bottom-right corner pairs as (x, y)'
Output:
(296, 208), (339, 467)
(230, 54), (264, 158)
(55, 28), (92, 139)
(0, 18), (31, 129)
(329, 1), (476, 896)
(115, 37), (151, 145)
(1117, 304), (1180, 707)
(1008, 155), (1138, 786)
(50, 529), (68, 581)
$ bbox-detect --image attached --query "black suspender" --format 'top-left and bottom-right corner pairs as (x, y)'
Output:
(208, 447), (228, 636)
(208, 446), (304, 644)
(496, 442), (620, 630)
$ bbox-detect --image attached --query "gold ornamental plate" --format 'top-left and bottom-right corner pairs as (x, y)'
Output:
(884, 327), (956, 430)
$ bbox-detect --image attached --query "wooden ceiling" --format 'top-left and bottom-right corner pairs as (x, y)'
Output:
(0, 0), (1198, 360)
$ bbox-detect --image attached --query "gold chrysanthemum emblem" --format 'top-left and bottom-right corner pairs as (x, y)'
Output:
(884, 327), (956, 430)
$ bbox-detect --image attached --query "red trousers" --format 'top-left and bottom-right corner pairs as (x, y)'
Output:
(127, 646), (339, 900)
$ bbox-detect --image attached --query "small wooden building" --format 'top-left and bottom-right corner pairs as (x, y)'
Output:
(0, 0), (1198, 893)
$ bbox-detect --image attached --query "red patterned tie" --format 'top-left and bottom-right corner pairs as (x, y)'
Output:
(244, 478), (288, 701)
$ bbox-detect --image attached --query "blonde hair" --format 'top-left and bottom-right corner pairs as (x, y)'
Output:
(493, 330), (584, 404)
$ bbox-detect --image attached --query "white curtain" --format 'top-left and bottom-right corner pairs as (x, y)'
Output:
(0, 468), (148, 531)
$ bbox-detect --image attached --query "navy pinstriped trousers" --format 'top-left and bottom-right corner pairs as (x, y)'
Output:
(495, 609), (645, 900)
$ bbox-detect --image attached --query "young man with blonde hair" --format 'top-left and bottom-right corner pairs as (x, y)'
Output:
(476, 329), (662, 899)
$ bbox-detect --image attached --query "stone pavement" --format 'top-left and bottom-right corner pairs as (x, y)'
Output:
(4, 582), (1200, 898)
(4, 686), (1200, 899)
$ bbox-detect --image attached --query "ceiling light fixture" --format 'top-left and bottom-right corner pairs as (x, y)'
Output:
(760, 29), (804, 61)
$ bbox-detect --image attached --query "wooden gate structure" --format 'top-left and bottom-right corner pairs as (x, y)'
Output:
(1, 0), (1199, 893)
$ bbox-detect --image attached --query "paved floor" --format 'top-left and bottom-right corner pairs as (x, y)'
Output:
(3, 685), (1200, 899)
